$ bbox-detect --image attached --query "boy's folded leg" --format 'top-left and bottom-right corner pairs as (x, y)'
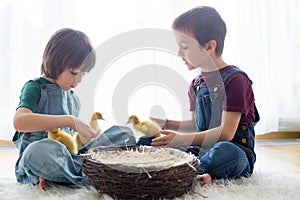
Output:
(16, 138), (87, 186)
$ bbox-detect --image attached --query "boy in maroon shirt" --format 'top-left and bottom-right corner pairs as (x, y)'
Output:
(151, 6), (259, 186)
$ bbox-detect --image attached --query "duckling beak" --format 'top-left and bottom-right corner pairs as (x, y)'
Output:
(96, 113), (104, 120)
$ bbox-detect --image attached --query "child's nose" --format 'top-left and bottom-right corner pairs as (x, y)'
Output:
(178, 49), (184, 58)
(75, 73), (83, 83)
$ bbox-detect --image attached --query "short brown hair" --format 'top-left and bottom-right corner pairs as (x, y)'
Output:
(41, 28), (96, 79)
(172, 6), (226, 56)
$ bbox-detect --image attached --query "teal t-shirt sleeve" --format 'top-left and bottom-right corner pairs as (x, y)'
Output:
(17, 80), (41, 112)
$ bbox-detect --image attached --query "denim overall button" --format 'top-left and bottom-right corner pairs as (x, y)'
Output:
(241, 125), (247, 130)
(213, 87), (218, 92)
(241, 138), (247, 143)
(41, 85), (47, 89)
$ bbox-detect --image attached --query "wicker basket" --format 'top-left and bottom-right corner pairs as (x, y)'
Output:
(82, 146), (200, 200)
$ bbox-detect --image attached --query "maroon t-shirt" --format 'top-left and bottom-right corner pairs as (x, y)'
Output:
(188, 66), (256, 124)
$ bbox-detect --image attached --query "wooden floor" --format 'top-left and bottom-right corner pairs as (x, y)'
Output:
(0, 146), (18, 178)
(255, 145), (300, 173)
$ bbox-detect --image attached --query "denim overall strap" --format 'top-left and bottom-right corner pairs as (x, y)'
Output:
(194, 67), (258, 131)
(35, 79), (80, 117)
(194, 73), (224, 132)
(220, 67), (249, 83)
(219, 67), (260, 124)
(220, 67), (260, 123)
(14, 79), (83, 185)
(188, 71), (225, 157)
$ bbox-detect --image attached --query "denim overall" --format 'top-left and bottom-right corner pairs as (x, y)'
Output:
(188, 68), (259, 180)
(13, 79), (136, 186)
(136, 136), (156, 146)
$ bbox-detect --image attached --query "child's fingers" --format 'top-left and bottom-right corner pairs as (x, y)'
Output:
(87, 129), (98, 139)
(151, 139), (164, 146)
(160, 130), (172, 135)
(151, 136), (169, 146)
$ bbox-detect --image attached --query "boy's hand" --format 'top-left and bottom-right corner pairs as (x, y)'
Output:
(151, 130), (180, 147)
(73, 117), (99, 142)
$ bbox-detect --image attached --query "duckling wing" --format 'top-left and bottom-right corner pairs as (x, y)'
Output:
(47, 132), (58, 140)
(60, 136), (78, 155)
(140, 122), (149, 133)
(74, 132), (88, 148)
(140, 121), (161, 137)
(90, 120), (99, 132)
(50, 131), (78, 155)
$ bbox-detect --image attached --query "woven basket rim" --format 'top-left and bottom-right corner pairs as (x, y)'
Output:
(83, 146), (197, 172)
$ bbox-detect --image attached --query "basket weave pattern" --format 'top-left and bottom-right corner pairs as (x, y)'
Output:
(82, 146), (200, 200)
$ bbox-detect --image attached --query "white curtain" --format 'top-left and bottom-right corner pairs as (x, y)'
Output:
(234, 0), (300, 133)
(0, 0), (299, 140)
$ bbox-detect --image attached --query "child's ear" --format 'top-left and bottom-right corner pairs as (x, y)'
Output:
(205, 40), (217, 54)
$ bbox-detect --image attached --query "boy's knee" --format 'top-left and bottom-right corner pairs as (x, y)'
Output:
(213, 142), (247, 159)
(23, 139), (66, 162)
(200, 142), (247, 171)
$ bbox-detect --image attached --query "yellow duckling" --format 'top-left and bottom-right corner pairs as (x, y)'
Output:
(75, 112), (104, 148)
(47, 128), (78, 155)
(74, 132), (85, 149)
(90, 112), (104, 132)
(127, 115), (161, 138)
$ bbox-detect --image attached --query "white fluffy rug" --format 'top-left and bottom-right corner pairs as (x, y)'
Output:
(0, 170), (299, 200)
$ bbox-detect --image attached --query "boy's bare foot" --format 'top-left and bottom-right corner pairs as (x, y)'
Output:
(38, 177), (47, 190)
(196, 173), (212, 186)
